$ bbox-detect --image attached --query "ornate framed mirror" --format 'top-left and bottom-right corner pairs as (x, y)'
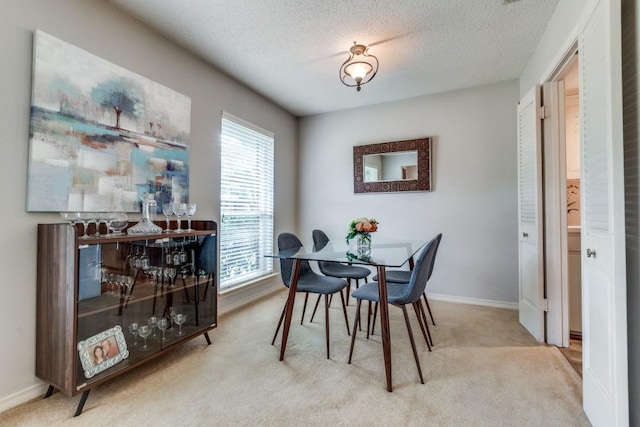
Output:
(353, 137), (432, 193)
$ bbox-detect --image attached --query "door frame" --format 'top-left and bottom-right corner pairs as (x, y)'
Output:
(544, 44), (579, 348)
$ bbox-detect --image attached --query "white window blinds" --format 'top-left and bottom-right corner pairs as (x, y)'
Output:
(219, 112), (274, 290)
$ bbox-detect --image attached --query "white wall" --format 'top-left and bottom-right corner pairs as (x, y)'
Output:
(298, 80), (519, 305)
(519, 0), (597, 96)
(0, 0), (296, 410)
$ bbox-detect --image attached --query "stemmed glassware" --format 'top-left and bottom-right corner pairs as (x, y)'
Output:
(158, 318), (169, 341)
(60, 212), (78, 227)
(186, 203), (197, 231)
(173, 313), (187, 336)
(127, 322), (139, 347)
(173, 202), (187, 233)
(138, 325), (152, 351)
(148, 316), (158, 339)
(162, 203), (173, 233)
(99, 212), (116, 236)
(109, 211), (129, 235)
(76, 212), (94, 238)
(167, 307), (177, 332)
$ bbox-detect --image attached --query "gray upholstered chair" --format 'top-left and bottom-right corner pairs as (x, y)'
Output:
(372, 233), (442, 329)
(312, 229), (371, 307)
(348, 234), (440, 384)
(197, 234), (217, 302)
(271, 232), (350, 359)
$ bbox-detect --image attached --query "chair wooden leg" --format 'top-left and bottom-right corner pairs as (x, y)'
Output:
(271, 304), (286, 345)
(412, 302), (432, 351)
(310, 294), (322, 323)
(371, 301), (379, 335)
(301, 292), (309, 325)
(401, 305), (424, 384)
(345, 278), (352, 305)
(181, 277), (190, 303)
(417, 300), (434, 347)
(201, 273), (212, 301)
(325, 294), (330, 359)
(339, 289), (350, 336)
(366, 301), (372, 339)
(348, 299), (362, 364)
(423, 292), (436, 325)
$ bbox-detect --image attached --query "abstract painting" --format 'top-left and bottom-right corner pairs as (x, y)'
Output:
(27, 30), (191, 212)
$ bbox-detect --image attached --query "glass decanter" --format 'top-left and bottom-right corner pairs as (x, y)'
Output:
(127, 193), (163, 234)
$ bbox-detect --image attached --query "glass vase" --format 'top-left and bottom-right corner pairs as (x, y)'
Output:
(356, 232), (371, 257)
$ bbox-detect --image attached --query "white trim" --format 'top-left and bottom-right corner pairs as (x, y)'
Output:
(534, 0), (600, 86)
(0, 383), (48, 414)
(427, 292), (518, 310)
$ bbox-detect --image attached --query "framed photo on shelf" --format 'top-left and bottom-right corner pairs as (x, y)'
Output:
(77, 325), (129, 378)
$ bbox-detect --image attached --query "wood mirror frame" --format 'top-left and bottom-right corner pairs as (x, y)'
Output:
(353, 137), (432, 193)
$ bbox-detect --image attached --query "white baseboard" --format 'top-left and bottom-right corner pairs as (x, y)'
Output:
(0, 383), (48, 414)
(427, 292), (518, 310)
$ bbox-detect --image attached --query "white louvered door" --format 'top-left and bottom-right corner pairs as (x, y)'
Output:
(517, 86), (544, 342)
(580, 0), (628, 425)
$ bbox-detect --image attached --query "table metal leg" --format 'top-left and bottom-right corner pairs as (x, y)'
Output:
(377, 266), (393, 392)
(279, 259), (301, 361)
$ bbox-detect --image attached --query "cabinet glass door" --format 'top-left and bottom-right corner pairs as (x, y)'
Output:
(75, 234), (216, 388)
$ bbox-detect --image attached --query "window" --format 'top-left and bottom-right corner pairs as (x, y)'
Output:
(219, 113), (274, 290)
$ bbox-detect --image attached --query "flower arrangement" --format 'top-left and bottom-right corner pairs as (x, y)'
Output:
(346, 217), (379, 244)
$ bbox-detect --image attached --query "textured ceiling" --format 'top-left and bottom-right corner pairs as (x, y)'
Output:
(104, 0), (560, 117)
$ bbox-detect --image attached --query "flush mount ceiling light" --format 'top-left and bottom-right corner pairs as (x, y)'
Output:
(339, 42), (379, 92)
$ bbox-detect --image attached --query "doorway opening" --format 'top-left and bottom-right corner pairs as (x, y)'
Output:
(543, 48), (582, 377)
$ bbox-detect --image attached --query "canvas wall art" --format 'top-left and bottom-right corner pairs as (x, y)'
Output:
(27, 30), (191, 212)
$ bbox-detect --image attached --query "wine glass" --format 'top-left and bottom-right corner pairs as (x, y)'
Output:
(139, 244), (150, 270)
(174, 313), (187, 336)
(173, 202), (187, 232)
(138, 325), (152, 351)
(99, 212), (116, 236)
(167, 307), (177, 332)
(109, 211), (129, 235)
(165, 267), (177, 289)
(162, 203), (173, 233)
(158, 318), (169, 341)
(76, 212), (93, 238)
(127, 322), (139, 347)
(148, 316), (158, 339)
(186, 203), (196, 231)
(123, 275), (135, 301)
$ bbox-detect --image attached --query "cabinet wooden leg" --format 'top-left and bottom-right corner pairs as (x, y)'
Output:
(73, 390), (90, 417)
(204, 332), (212, 345)
(44, 385), (55, 398)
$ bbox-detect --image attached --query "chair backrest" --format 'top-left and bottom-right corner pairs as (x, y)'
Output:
(312, 229), (329, 251)
(397, 234), (440, 304)
(277, 232), (312, 287)
(196, 234), (217, 274)
(426, 233), (443, 281)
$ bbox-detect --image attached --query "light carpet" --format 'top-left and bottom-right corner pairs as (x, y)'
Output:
(0, 290), (591, 426)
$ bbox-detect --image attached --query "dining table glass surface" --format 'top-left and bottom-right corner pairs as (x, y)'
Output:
(267, 239), (428, 268)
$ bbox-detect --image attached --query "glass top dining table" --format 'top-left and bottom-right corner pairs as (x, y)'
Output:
(266, 238), (429, 392)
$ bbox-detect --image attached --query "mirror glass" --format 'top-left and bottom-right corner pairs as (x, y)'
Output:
(363, 151), (418, 182)
(353, 137), (432, 193)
